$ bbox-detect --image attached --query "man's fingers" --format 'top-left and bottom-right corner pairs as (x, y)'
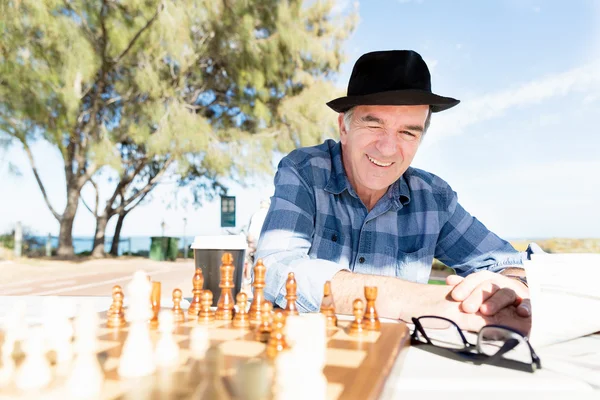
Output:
(445, 275), (464, 286)
(449, 271), (494, 301)
(460, 281), (499, 313)
(480, 287), (519, 316)
(516, 298), (531, 317)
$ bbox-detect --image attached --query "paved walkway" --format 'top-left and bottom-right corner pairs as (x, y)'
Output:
(0, 257), (196, 299)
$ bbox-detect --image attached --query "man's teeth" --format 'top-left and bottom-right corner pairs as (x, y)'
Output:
(367, 156), (392, 167)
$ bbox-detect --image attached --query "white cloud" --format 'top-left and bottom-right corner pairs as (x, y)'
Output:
(426, 59), (600, 142)
(331, 0), (356, 15)
(582, 93), (599, 105)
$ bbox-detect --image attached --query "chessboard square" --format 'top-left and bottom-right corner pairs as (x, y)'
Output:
(326, 382), (345, 400)
(103, 356), (120, 373)
(208, 328), (247, 341)
(219, 340), (265, 358)
(98, 326), (120, 336)
(102, 379), (128, 399)
(97, 340), (121, 353)
(179, 319), (199, 328)
(325, 348), (367, 368)
(330, 329), (381, 343)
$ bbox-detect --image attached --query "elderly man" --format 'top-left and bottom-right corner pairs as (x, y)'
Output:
(256, 50), (531, 334)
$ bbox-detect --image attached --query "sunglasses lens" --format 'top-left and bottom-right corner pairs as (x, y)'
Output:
(415, 317), (466, 349)
(477, 327), (532, 363)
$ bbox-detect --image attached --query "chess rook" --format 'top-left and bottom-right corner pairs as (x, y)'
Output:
(188, 267), (204, 316)
(348, 298), (366, 336)
(248, 259), (267, 327)
(284, 272), (299, 316)
(233, 292), (250, 329)
(216, 253), (235, 320)
(198, 290), (216, 323)
(172, 288), (186, 322)
(320, 281), (337, 328)
(107, 285), (126, 328)
(363, 286), (381, 331)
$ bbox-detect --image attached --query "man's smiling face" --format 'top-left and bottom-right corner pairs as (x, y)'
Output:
(338, 104), (429, 208)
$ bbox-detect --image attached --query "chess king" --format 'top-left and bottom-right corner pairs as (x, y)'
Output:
(256, 50), (533, 335)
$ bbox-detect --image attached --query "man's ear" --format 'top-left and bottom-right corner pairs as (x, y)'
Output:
(338, 113), (347, 144)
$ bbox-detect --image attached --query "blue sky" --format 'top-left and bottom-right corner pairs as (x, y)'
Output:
(1, 0), (599, 240)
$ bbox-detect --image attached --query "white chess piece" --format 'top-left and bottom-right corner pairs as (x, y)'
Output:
(15, 326), (52, 391)
(66, 302), (105, 398)
(0, 303), (24, 388)
(0, 335), (15, 387)
(189, 325), (210, 360)
(43, 297), (74, 376)
(118, 270), (156, 377)
(155, 310), (180, 368)
(274, 314), (327, 400)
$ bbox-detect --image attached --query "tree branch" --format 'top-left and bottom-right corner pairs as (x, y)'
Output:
(104, 159), (147, 214)
(21, 139), (62, 221)
(80, 178), (99, 217)
(124, 158), (173, 208)
(114, 4), (162, 65)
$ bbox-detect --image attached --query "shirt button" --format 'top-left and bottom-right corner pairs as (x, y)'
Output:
(359, 256), (365, 263)
(331, 234), (338, 242)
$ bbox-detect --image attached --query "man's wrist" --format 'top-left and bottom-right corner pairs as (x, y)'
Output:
(505, 275), (528, 288)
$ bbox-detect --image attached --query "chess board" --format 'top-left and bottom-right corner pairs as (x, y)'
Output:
(0, 311), (410, 400)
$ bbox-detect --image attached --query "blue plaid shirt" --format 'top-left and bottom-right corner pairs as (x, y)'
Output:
(256, 139), (524, 312)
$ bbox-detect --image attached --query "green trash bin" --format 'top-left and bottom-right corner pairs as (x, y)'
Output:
(149, 237), (169, 261)
(166, 237), (180, 261)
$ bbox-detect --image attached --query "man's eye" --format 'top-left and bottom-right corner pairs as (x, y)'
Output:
(368, 126), (382, 130)
(401, 131), (416, 137)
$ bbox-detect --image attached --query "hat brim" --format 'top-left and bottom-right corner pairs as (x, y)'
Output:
(326, 89), (460, 113)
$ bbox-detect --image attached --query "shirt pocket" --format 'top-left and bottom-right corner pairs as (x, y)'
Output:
(314, 227), (344, 262)
(386, 246), (434, 284)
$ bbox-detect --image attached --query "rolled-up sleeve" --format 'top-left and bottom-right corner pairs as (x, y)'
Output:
(434, 186), (525, 276)
(256, 158), (348, 312)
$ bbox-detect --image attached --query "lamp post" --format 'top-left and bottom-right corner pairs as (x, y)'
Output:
(183, 217), (188, 259)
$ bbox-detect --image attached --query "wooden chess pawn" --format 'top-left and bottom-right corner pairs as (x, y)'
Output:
(254, 301), (273, 342)
(248, 259), (267, 327)
(216, 253), (235, 320)
(172, 288), (186, 323)
(150, 281), (161, 327)
(284, 272), (299, 316)
(319, 281), (337, 328)
(232, 292), (250, 329)
(363, 286), (381, 331)
(198, 290), (216, 324)
(266, 311), (287, 359)
(107, 285), (126, 328)
(348, 299), (366, 336)
(188, 267), (204, 316)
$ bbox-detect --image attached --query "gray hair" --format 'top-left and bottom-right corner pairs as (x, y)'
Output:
(342, 106), (432, 141)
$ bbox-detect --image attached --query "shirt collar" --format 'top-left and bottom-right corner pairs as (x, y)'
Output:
(324, 141), (411, 208)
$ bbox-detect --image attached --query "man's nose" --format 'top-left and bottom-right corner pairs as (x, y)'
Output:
(375, 131), (400, 156)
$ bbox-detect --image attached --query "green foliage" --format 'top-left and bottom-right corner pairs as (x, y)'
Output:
(0, 0), (356, 250)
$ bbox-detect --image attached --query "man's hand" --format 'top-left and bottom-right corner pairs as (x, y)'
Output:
(446, 271), (530, 318)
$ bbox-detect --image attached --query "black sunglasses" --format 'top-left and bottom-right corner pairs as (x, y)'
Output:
(411, 316), (542, 373)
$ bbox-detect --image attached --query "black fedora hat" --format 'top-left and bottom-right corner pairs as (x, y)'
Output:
(326, 50), (459, 113)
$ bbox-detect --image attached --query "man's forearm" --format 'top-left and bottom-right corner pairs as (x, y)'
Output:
(330, 270), (453, 321)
